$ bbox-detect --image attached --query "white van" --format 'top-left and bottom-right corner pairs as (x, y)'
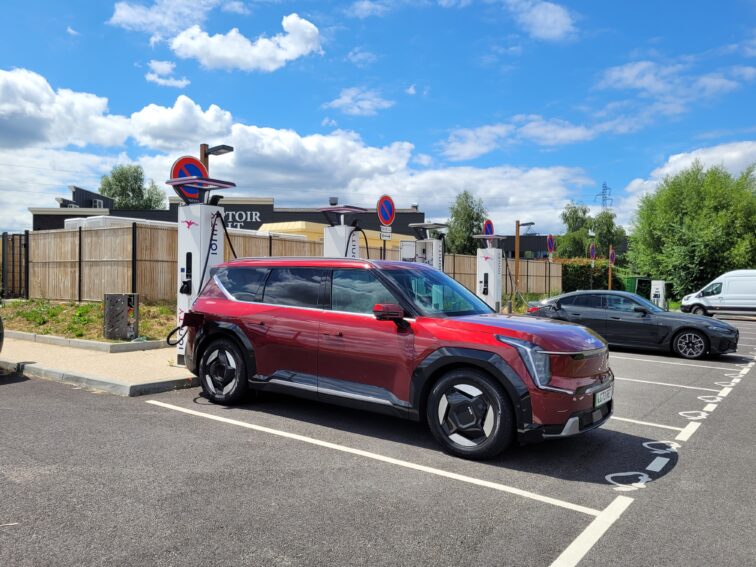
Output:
(681, 270), (756, 316)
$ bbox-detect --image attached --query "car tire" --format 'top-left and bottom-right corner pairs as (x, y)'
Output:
(426, 368), (514, 460)
(672, 329), (709, 360)
(199, 338), (249, 404)
(690, 304), (707, 316)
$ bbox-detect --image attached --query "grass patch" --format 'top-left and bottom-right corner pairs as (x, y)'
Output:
(0, 299), (176, 342)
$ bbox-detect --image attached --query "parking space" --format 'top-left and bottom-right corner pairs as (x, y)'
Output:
(1, 319), (754, 566)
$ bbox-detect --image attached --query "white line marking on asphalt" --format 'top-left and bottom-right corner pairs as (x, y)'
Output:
(679, 410), (708, 420)
(718, 387), (733, 397)
(675, 422), (701, 442)
(739, 343), (756, 347)
(610, 416), (683, 431)
(702, 403), (717, 412)
(550, 496), (634, 567)
(146, 400), (601, 516)
(646, 457), (670, 473)
(697, 395), (722, 403)
(0, 523), (19, 527)
(614, 377), (720, 392)
(609, 356), (735, 371)
(642, 441), (680, 454)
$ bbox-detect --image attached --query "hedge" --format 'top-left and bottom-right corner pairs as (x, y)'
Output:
(562, 261), (624, 292)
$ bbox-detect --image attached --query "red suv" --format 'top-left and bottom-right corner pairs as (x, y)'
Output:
(183, 258), (614, 459)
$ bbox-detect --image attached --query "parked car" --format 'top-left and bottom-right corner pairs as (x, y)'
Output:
(528, 290), (739, 359)
(681, 270), (756, 316)
(181, 258), (614, 460)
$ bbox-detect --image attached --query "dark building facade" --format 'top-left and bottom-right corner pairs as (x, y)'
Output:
(30, 187), (426, 234)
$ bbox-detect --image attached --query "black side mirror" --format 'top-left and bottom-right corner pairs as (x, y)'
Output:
(633, 306), (648, 315)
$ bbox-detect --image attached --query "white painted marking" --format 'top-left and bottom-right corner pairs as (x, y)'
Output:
(614, 377), (720, 392)
(702, 403), (717, 412)
(605, 472), (651, 492)
(146, 400), (601, 516)
(0, 523), (19, 527)
(675, 421), (701, 441)
(646, 457), (670, 473)
(610, 416), (683, 431)
(714, 381), (737, 387)
(642, 441), (680, 455)
(679, 410), (708, 420)
(550, 496), (634, 567)
(609, 356), (734, 371)
(697, 395), (722, 403)
(718, 387), (733, 397)
(731, 378), (741, 383)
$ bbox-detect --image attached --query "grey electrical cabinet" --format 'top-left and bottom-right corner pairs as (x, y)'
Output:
(103, 293), (139, 340)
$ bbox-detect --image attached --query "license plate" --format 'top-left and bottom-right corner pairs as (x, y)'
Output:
(594, 385), (613, 408)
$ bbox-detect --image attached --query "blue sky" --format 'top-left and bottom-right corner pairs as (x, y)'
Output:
(1, 0), (756, 234)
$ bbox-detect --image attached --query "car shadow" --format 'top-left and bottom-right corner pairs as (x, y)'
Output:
(609, 345), (752, 365)
(0, 372), (29, 385)
(193, 391), (677, 487)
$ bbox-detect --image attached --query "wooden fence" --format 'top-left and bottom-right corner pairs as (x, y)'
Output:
(24, 225), (561, 303)
(0, 232), (29, 299)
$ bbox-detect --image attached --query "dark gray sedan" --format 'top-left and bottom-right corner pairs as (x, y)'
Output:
(528, 290), (739, 359)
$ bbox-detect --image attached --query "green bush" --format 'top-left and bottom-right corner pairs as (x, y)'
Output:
(562, 262), (624, 293)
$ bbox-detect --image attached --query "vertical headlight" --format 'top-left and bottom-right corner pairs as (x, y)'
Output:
(496, 335), (552, 388)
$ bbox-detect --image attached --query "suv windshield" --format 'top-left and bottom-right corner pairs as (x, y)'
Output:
(381, 267), (493, 317)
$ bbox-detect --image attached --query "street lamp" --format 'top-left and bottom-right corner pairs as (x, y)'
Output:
(514, 220), (534, 291)
(199, 143), (234, 172)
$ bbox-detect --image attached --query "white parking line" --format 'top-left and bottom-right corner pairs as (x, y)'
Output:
(146, 400), (602, 516)
(610, 416), (683, 432)
(675, 422), (701, 442)
(550, 496), (634, 567)
(646, 457), (670, 473)
(610, 356), (739, 371)
(614, 377), (720, 392)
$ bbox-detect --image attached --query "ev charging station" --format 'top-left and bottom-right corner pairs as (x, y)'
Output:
(400, 222), (448, 270)
(321, 205), (368, 259)
(650, 280), (668, 310)
(473, 220), (505, 313)
(167, 156), (236, 365)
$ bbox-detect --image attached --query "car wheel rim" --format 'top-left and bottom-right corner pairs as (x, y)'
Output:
(677, 333), (705, 358)
(437, 383), (495, 447)
(204, 348), (238, 396)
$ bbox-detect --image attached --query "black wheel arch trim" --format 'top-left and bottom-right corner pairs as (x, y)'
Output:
(409, 347), (534, 433)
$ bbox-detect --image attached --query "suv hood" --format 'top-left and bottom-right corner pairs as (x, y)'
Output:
(442, 314), (606, 352)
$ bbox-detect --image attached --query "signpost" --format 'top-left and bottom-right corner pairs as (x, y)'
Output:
(377, 195), (395, 259)
(483, 219), (494, 246)
(546, 233), (555, 263)
(608, 246), (616, 290)
(170, 156), (209, 204)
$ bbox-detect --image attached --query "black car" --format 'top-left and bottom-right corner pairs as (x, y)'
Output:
(528, 290), (739, 359)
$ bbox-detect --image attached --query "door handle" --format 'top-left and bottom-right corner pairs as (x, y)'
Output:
(610, 316), (621, 320)
(249, 320), (265, 326)
(323, 331), (343, 337)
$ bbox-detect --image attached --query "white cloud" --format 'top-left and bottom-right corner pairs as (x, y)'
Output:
(347, 47), (377, 67)
(108, 0), (220, 42)
(441, 124), (514, 161)
(346, 1), (391, 19)
(513, 114), (595, 145)
(616, 141), (756, 227)
(66, 26), (80, 36)
(323, 87), (394, 116)
(222, 1), (249, 14)
(730, 65), (756, 82)
(145, 59), (190, 88)
(321, 117), (338, 127)
(405, 84), (417, 95)
(170, 13), (322, 71)
(504, 0), (576, 42)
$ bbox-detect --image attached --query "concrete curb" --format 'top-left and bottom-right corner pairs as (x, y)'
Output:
(0, 359), (198, 396)
(4, 330), (169, 353)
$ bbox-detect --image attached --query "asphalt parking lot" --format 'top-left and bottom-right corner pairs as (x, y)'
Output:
(1, 319), (755, 567)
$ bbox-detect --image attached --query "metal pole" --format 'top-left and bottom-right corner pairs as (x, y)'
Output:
(514, 220), (520, 292)
(199, 143), (209, 171)
(1, 232), (7, 299)
(608, 245), (613, 290)
(78, 226), (82, 302)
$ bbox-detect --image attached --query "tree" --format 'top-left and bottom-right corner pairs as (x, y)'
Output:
(99, 164), (165, 209)
(628, 161), (756, 297)
(556, 201), (626, 259)
(445, 191), (487, 255)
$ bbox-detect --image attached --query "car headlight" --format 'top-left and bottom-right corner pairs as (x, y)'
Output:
(496, 335), (551, 388)
(706, 324), (733, 334)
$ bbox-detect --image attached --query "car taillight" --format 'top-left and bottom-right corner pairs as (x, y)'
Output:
(527, 306), (540, 313)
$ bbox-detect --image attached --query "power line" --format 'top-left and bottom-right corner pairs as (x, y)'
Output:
(595, 182), (613, 209)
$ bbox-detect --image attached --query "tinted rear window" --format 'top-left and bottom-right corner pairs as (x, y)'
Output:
(262, 268), (325, 308)
(571, 294), (603, 308)
(216, 267), (268, 302)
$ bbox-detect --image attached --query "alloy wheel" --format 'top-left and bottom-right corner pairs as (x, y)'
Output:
(437, 383), (496, 447)
(204, 348), (238, 396)
(676, 332), (706, 358)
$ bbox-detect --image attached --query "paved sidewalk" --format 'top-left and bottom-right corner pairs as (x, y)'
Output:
(0, 337), (197, 396)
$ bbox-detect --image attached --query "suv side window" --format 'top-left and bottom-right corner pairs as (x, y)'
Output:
(216, 267), (268, 302)
(331, 269), (396, 314)
(605, 295), (639, 312)
(262, 268), (325, 308)
(701, 282), (722, 297)
(571, 294), (602, 308)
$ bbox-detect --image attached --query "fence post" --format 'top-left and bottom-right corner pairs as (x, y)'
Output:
(1, 232), (7, 300)
(24, 230), (30, 299)
(131, 223), (137, 294)
(78, 226), (82, 303)
(268, 234), (273, 257)
(452, 254), (456, 279)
